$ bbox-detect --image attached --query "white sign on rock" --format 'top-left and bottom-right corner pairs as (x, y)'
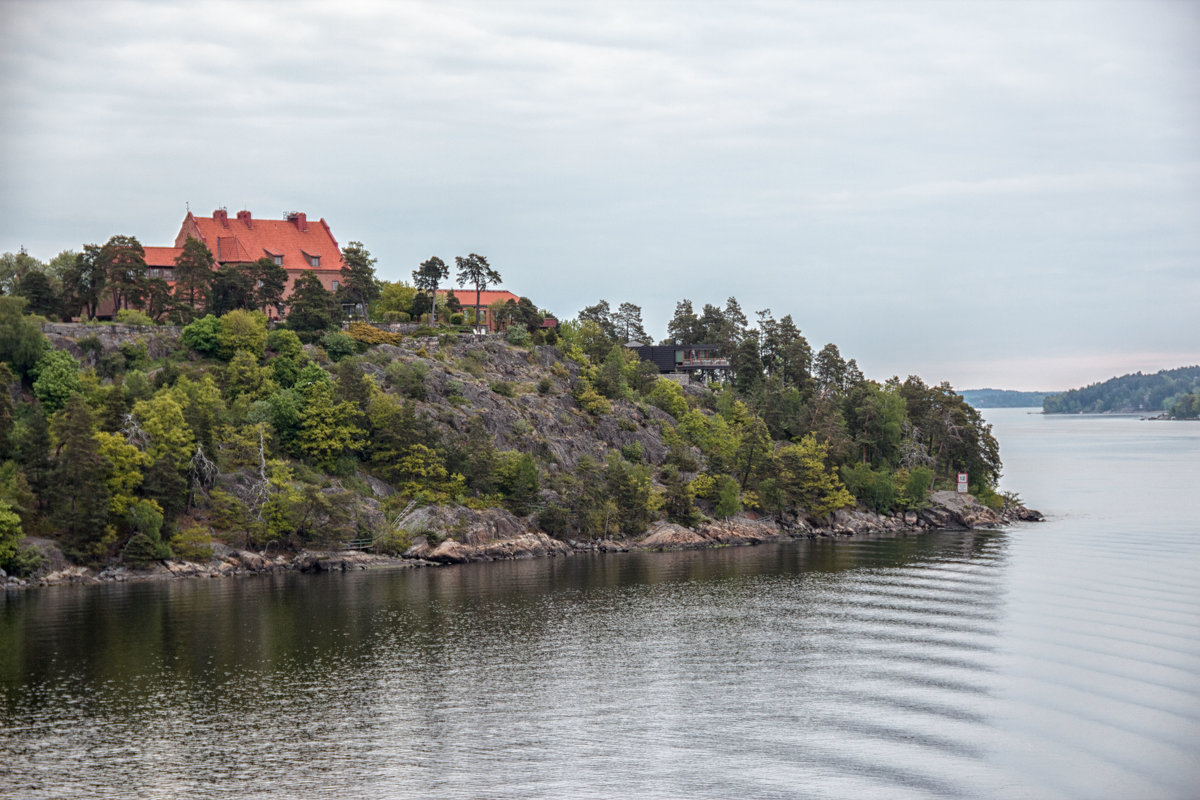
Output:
(956, 472), (969, 493)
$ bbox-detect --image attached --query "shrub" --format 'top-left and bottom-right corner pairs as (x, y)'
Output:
(511, 418), (533, 436)
(115, 309), (155, 326)
(617, 416), (637, 432)
(386, 360), (429, 399)
(320, 331), (358, 361)
(450, 313), (465, 326)
(621, 441), (644, 463)
(505, 326), (531, 346)
(181, 315), (222, 357)
(217, 309), (268, 359)
(30, 349), (82, 413)
(346, 320), (404, 346)
(537, 376), (554, 395)
(118, 340), (148, 371)
(647, 378), (689, 419)
(491, 380), (516, 398)
(170, 525), (214, 562)
(122, 533), (170, 567)
(537, 504), (571, 539)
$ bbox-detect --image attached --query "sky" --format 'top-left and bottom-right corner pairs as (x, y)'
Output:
(1, 0), (1197, 391)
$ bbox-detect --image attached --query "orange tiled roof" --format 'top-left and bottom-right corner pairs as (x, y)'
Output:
(143, 246), (183, 267)
(175, 209), (343, 273)
(438, 289), (519, 306)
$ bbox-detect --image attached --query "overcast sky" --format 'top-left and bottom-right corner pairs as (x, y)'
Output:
(2, 0), (1197, 391)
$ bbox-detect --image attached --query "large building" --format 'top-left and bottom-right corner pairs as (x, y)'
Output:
(133, 209), (344, 318)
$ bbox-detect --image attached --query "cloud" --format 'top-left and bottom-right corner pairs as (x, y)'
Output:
(0, 0), (1197, 390)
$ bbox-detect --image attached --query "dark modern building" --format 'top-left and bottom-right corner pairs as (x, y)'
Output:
(629, 343), (730, 374)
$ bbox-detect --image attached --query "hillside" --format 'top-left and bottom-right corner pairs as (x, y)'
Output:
(1042, 365), (1200, 415)
(961, 388), (1052, 408)
(1, 300), (1031, 584)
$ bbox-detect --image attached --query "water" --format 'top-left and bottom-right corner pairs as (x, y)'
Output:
(2, 409), (1198, 799)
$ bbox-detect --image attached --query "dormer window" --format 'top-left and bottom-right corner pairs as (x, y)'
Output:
(273, 255), (283, 266)
(307, 254), (320, 268)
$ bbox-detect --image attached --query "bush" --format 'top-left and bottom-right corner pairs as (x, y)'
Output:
(450, 313), (465, 326)
(647, 378), (689, 419)
(320, 331), (358, 361)
(115, 309), (155, 326)
(537, 376), (554, 395)
(346, 320), (404, 346)
(537, 504), (571, 539)
(621, 441), (644, 463)
(170, 525), (214, 562)
(181, 315), (222, 357)
(118, 340), (148, 371)
(386, 360), (429, 399)
(218, 309), (269, 359)
(505, 326), (531, 346)
(491, 380), (516, 398)
(31, 349), (82, 413)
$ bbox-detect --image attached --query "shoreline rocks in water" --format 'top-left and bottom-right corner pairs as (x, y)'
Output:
(3, 493), (1042, 589)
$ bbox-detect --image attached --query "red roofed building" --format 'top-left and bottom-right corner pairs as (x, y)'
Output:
(176, 209), (345, 298)
(436, 289), (519, 331)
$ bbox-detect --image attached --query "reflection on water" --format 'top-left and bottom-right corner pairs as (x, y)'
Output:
(2, 409), (1199, 799)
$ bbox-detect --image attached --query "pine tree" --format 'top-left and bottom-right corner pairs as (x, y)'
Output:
(49, 395), (110, 560)
(172, 236), (215, 319)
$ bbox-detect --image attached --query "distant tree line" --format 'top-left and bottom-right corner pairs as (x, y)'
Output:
(1042, 366), (1200, 415)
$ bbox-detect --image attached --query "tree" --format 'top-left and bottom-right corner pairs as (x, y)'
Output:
(100, 235), (147, 313)
(217, 309), (269, 360)
(48, 395), (110, 560)
(814, 343), (846, 395)
(172, 236), (215, 318)
(62, 245), (108, 320)
(412, 257), (449, 323)
(615, 302), (649, 343)
(0, 296), (48, 379)
(771, 435), (854, 519)
(496, 451), (539, 515)
(0, 249), (45, 294)
(15, 270), (58, 318)
(30, 349), (82, 414)
(376, 280), (418, 320)
(339, 241), (381, 318)
(208, 263), (256, 316)
(578, 300), (618, 340)
(295, 372), (364, 471)
(285, 272), (339, 341)
(454, 253), (502, 329)
(252, 258), (289, 318)
(666, 299), (702, 345)
(0, 363), (14, 450)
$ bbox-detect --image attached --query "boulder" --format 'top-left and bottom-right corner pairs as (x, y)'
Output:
(638, 523), (708, 550)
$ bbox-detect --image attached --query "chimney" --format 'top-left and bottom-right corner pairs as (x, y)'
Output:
(213, 209), (229, 227)
(288, 212), (308, 231)
(236, 210), (252, 228)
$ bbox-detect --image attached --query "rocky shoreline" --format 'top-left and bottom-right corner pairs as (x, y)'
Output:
(3, 492), (1042, 590)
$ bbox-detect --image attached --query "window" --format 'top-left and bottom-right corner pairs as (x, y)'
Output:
(273, 255), (283, 266)
(307, 254), (320, 268)
(149, 268), (159, 278)
(331, 280), (339, 291)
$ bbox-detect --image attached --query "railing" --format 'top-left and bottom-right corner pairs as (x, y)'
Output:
(680, 357), (730, 367)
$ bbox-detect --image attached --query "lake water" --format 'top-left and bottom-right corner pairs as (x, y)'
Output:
(2, 408), (1198, 799)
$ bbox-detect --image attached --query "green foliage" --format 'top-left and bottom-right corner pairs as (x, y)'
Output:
(840, 463), (896, 513)
(765, 435), (855, 519)
(605, 452), (655, 536)
(286, 272), (340, 341)
(114, 309), (155, 326)
(572, 381), (611, 416)
(217, 309), (268, 359)
(170, 525), (214, 561)
(319, 331), (358, 361)
(496, 451), (539, 514)
(0, 499), (22, 569)
(181, 314), (222, 357)
(490, 380), (516, 398)
(714, 475), (742, 518)
(661, 465), (699, 526)
(295, 377), (364, 471)
(31, 349), (82, 413)
(647, 378), (689, 419)
(0, 296), (49, 379)
(1043, 365), (1200, 414)
(505, 325), (531, 346)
